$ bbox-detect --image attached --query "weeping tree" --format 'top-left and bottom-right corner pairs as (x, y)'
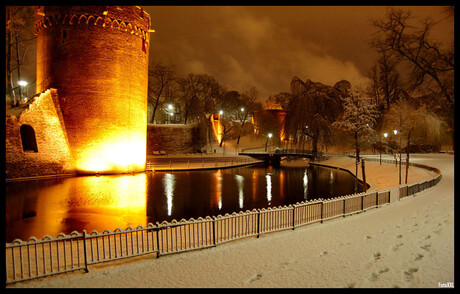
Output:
(284, 77), (343, 160)
(382, 98), (446, 184)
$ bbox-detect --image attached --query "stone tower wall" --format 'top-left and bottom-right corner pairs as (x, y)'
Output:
(34, 6), (151, 174)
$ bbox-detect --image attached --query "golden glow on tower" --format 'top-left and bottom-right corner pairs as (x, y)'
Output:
(76, 135), (147, 174)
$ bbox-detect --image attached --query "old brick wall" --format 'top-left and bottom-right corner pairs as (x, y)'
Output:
(5, 89), (75, 179)
(147, 124), (201, 154)
(35, 6), (150, 173)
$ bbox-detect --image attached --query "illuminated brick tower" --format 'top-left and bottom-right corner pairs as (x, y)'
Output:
(34, 6), (151, 174)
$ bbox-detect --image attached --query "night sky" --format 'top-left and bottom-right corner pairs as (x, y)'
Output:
(144, 6), (453, 99)
(18, 6), (453, 101)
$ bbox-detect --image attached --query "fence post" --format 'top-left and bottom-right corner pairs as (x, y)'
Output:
(343, 198), (346, 217)
(212, 217), (217, 246)
(320, 201), (324, 223)
(82, 230), (89, 273)
(156, 226), (161, 258)
(257, 210), (261, 238)
(292, 205), (296, 230)
(376, 192), (379, 208)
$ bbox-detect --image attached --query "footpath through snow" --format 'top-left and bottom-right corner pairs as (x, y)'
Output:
(7, 153), (454, 288)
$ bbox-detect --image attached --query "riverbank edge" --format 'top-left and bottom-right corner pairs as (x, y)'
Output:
(151, 160), (264, 172)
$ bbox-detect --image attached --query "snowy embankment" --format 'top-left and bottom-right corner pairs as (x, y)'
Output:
(8, 153), (454, 288)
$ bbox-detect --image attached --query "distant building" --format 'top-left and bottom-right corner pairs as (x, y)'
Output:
(252, 98), (287, 142)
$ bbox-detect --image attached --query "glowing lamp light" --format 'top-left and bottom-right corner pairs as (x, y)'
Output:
(268, 133), (273, 138)
(383, 133), (388, 138)
(393, 129), (398, 135)
(18, 80), (28, 86)
(167, 104), (173, 110)
(240, 107), (245, 112)
(219, 110), (223, 115)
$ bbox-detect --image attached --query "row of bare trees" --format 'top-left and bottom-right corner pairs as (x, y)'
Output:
(277, 7), (453, 188)
(369, 8), (454, 150)
(147, 63), (261, 149)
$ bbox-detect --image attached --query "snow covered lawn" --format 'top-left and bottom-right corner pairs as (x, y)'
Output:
(7, 153), (454, 288)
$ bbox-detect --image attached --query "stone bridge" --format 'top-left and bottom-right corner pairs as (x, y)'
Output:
(238, 149), (321, 166)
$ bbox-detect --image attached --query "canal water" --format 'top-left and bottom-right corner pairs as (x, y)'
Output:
(5, 159), (363, 242)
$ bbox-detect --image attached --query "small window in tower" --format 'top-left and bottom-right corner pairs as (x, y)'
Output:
(37, 6), (45, 16)
(61, 29), (67, 44)
(20, 124), (38, 153)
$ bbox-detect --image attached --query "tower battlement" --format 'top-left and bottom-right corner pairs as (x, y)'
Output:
(34, 6), (150, 44)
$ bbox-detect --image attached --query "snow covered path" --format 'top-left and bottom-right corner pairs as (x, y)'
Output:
(7, 154), (454, 288)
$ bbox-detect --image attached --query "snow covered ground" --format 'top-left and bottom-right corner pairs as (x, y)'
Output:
(7, 153), (454, 288)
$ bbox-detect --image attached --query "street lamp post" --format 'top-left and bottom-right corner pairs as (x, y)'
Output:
(18, 80), (28, 102)
(382, 132), (389, 165)
(395, 129), (402, 185)
(166, 104), (173, 124)
(265, 133), (273, 152)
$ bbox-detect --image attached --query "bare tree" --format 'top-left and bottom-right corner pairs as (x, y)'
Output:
(332, 85), (380, 159)
(236, 87), (259, 145)
(332, 84), (380, 190)
(147, 62), (176, 123)
(372, 8), (454, 149)
(177, 73), (223, 124)
(368, 44), (404, 111)
(6, 6), (36, 107)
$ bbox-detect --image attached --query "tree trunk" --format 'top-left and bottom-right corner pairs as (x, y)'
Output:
(405, 131), (410, 184)
(312, 135), (318, 161)
(355, 131), (360, 193)
(7, 26), (14, 106)
(355, 130), (360, 163)
(15, 35), (22, 103)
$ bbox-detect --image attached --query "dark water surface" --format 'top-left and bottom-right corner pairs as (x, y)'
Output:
(5, 160), (363, 242)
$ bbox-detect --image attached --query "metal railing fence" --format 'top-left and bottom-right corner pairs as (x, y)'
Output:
(399, 174), (442, 199)
(6, 189), (392, 284)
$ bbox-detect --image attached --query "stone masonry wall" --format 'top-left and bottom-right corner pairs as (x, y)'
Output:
(147, 124), (200, 154)
(5, 89), (75, 179)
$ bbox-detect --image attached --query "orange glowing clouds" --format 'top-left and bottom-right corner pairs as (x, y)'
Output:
(145, 6), (453, 100)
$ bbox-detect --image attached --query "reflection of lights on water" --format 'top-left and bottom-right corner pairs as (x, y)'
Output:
(266, 174), (272, 204)
(215, 172), (222, 210)
(163, 173), (175, 216)
(235, 174), (244, 209)
(329, 171), (334, 194)
(303, 169), (308, 199)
